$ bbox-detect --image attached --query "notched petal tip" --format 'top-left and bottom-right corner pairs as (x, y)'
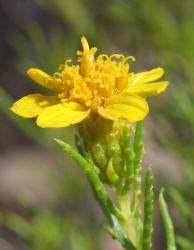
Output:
(152, 81), (169, 95)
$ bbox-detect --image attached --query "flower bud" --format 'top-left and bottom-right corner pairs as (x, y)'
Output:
(78, 116), (133, 186)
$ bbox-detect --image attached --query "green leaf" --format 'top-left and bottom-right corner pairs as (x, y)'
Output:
(159, 189), (177, 250)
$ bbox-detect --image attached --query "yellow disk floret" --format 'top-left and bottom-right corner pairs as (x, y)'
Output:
(55, 38), (136, 111)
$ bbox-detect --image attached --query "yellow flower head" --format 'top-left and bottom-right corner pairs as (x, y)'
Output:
(11, 37), (169, 128)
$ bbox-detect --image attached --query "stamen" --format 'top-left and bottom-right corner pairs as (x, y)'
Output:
(65, 59), (72, 66)
(53, 72), (62, 79)
(97, 54), (109, 61)
(110, 54), (125, 61)
(58, 64), (65, 71)
(124, 56), (136, 63)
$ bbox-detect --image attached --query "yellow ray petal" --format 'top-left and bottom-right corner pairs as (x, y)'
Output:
(98, 104), (147, 123)
(126, 81), (169, 98)
(130, 67), (164, 85)
(105, 92), (149, 113)
(10, 94), (60, 118)
(36, 102), (90, 128)
(27, 68), (62, 92)
(98, 93), (149, 123)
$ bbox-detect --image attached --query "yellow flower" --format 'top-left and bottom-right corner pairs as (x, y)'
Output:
(10, 37), (169, 128)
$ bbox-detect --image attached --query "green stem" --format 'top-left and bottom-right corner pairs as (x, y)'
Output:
(143, 167), (154, 250)
(55, 138), (137, 250)
(90, 181), (114, 226)
(117, 191), (138, 248)
(132, 121), (144, 247)
(55, 138), (124, 223)
(122, 124), (135, 194)
(132, 121), (144, 213)
(105, 214), (137, 250)
(159, 189), (177, 250)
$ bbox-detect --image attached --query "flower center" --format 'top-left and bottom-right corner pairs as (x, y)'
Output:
(55, 37), (135, 111)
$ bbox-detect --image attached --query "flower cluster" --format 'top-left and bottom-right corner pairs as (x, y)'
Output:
(11, 37), (169, 128)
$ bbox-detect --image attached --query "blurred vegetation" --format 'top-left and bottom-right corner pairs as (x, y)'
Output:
(1, 0), (194, 249)
(4, 170), (103, 250)
(6, 211), (98, 250)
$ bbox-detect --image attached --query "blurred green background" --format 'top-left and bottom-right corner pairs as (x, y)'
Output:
(0, 0), (194, 249)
